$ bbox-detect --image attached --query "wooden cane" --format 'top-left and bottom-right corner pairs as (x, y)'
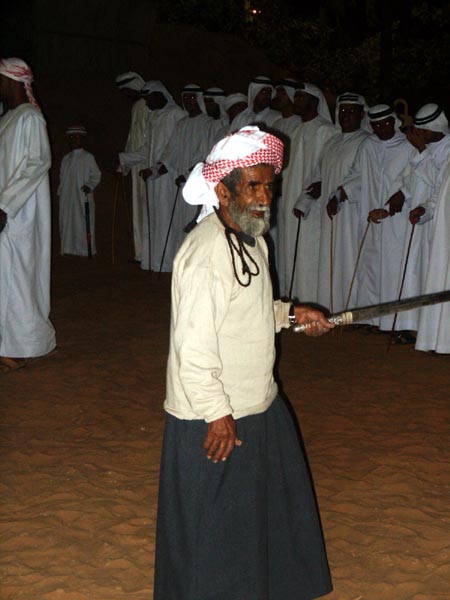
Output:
(111, 176), (119, 265)
(329, 217), (334, 314)
(344, 221), (370, 312)
(288, 214), (301, 300)
(387, 223), (416, 350)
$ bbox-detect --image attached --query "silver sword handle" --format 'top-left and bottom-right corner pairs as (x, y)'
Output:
(292, 311), (353, 333)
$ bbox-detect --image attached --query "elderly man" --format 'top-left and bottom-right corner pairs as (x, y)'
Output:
(115, 71), (148, 262)
(0, 58), (56, 372)
(278, 82), (336, 300)
(154, 126), (334, 600)
(231, 75), (280, 131)
(335, 104), (416, 332)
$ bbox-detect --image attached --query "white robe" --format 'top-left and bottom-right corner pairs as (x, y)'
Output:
(278, 116), (336, 301)
(415, 159), (450, 353)
(268, 114), (302, 281)
(121, 98), (149, 261)
(58, 148), (101, 256)
(0, 103), (56, 358)
(342, 131), (417, 328)
(316, 129), (370, 312)
(397, 135), (450, 329)
(159, 113), (213, 260)
(141, 104), (186, 271)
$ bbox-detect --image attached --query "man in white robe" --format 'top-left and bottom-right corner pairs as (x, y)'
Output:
(58, 125), (101, 256)
(316, 93), (370, 312)
(278, 83), (336, 301)
(156, 84), (213, 258)
(115, 71), (148, 262)
(269, 80), (302, 287)
(231, 76), (280, 131)
(390, 104), (450, 336)
(407, 105), (450, 352)
(0, 58), (56, 371)
(204, 87), (228, 146)
(136, 81), (185, 271)
(336, 105), (417, 330)
(223, 93), (248, 130)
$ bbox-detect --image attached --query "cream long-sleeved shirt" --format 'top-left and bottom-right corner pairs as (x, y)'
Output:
(165, 212), (291, 423)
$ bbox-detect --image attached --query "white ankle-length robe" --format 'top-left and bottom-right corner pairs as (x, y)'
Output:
(0, 103), (56, 358)
(415, 158), (450, 353)
(341, 131), (416, 328)
(278, 116), (336, 301)
(316, 129), (370, 312)
(58, 148), (101, 256)
(158, 113), (213, 259)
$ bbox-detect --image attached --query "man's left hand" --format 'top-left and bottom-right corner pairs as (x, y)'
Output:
(293, 305), (334, 337)
(203, 414), (242, 463)
(0, 209), (7, 233)
(81, 185), (91, 194)
(386, 190), (405, 215)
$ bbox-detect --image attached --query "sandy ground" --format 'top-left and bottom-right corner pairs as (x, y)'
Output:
(1, 182), (449, 599)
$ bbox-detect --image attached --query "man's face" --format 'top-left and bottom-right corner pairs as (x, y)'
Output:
(253, 87), (272, 112)
(275, 86), (291, 110)
(0, 74), (13, 104)
(183, 93), (200, 116)
(293, 90), (315, 117)
(121, 87), (140, 102)
(204, 97), (220, 119)
(220, 164), (275, 237)
(227, 101), (247, 123)
(146, 91), (166, 110)
(68, 133), (83, 149)
(339, 103), (364, 132)
(371, 117), (395, 140)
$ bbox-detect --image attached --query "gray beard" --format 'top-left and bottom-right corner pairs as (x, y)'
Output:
(228, 201), (271, 237)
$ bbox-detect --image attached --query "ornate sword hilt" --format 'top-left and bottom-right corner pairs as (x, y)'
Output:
(292, 312), (353, 333)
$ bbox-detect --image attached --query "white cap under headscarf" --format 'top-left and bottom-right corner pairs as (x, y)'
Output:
(296, 83), (332, 122)
(247, 75), (275, 108)
(413, 103), (449, 134)
(204, 87), (227, 119)
(181, 83), (206, 114)
(0, 57), (40, 110)
(66, 125), (87, 136)
(183, 126), (284, 221)
(335, 91), (370, 131)
(115, 71), (145, 92)
(275, 78), (299, 103)
(223, 93), (248, 113)
(141, 80), (176, 106)
(368, 104), (402, 130)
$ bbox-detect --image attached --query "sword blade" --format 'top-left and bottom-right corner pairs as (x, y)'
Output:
(292, 290), (450, 333)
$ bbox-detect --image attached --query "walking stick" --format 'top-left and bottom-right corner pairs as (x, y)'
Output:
(144, 180), (152, 269)
(288, 213), (301, 300)
(120, 175), (134, 246)
(158, 186), (180, 276)
(84, 191), (93, 259)
(387, 223), (416, 350)
(112, 175), (119, 265)
(329, 217), (334, 314)
(344, 221), (371, 312)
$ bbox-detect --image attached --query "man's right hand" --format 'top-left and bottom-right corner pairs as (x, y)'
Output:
(203, 415), (242, 463)
(175, 175), (186, 187)
(409, 206), (425, 224)
(327, 196), (339, 219)
(368, 208), (390, 223)
(140, 168), (152, 181)
(0, 209), (7, 233)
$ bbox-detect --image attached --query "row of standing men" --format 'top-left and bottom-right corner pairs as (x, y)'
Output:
(116, 72), (449, 354)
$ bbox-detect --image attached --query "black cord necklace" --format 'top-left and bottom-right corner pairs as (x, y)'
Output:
(214, 209), (260, 287)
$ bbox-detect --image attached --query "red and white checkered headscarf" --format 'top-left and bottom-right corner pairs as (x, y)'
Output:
(0, 57), (40, 110)
(183, 126), (284, 221)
